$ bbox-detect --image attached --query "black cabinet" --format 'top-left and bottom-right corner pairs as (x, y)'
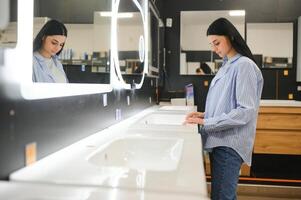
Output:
(278, 69), (296, 99)
(261, 69), (296, 100)
(261, 69), (277, 99)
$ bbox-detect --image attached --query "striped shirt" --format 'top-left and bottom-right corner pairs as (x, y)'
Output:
(200, 53), (263, 166)
(33, 52), (68, 83)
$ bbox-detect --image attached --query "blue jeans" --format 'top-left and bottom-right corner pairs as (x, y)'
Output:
(209, 146), (243, 200)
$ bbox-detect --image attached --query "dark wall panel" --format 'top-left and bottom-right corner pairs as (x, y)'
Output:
(261, 69), (277, 99)
(278, 69), (296, 99)
(36, 0), (112, 23)
(162, 0), (301, 23)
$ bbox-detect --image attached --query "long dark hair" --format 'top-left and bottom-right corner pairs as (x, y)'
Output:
(33, 19), (67, 55)
(207, 17), (255, 62)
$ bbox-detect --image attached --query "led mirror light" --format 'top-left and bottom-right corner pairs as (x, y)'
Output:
(229, 10), (245, 16)
(100, 12), (134, 18)
(139, 35), (145, 62)
(110, 0), (148, 90)
(1, 0), (112, 100)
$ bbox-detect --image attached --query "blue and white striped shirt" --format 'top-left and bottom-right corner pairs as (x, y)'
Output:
(33, 52), (68, 83)
(201, 54), (263, 166)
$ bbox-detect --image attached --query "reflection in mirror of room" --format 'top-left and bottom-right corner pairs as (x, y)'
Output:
(247, 23), (293, 69)
(110, 0), (149, 90)
(115, 0), (148, 88)
(180, 10), (245, 75)
(31, 16), (111, 84)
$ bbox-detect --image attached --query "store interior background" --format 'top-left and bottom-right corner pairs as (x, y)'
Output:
(1, 0), (301, 186)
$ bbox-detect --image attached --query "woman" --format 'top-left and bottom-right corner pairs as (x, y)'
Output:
(32, 19), (68, 83)
(185, 18), (263, 200)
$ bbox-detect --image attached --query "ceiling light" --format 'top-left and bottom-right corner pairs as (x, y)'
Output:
(229, 10), (245, 16)
(99, 12), (133, 18)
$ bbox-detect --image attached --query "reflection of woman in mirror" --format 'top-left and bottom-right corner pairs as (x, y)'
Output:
(134, 62), (143, 74)
(200, 62), (212, 74)
(184, 18), (263, 200)
(196, 63), (213, 75)
(32, 19), (68, 83)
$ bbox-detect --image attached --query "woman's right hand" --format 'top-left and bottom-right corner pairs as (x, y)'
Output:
(185, 112), (204, 120)
(183, 112), (205, 125)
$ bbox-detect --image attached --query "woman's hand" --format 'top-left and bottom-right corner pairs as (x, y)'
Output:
(184, 112), (205, 125)
(185, 112), (204, 119)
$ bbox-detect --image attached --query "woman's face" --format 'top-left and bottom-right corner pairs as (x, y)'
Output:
(208, 35), (233, 58)
(41, 35), (66, 57)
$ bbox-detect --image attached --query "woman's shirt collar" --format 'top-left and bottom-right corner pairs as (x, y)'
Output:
(223, 53), (242, 64)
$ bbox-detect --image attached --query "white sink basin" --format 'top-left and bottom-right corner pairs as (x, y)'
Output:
(139, 113), (186, 125)
(87, 135), (184, 171)
(129, 112), (198, 133)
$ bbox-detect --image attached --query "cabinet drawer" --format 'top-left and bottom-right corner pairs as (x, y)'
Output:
(257, 113), (301, 130)
(254, 129), (301, 155)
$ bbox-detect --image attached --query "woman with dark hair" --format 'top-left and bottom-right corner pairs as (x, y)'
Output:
(33, 19), (68, 83)
(185, 18), (263, 200)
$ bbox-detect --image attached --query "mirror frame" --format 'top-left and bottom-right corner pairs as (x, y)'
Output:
(1, 0), (112, 99)
(110, 0), (149, 90)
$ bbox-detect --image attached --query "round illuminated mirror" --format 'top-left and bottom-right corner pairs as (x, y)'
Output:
(111, 0), (148, 89)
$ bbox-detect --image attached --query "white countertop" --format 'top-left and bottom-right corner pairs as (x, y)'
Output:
(9, 106), (208, 197)
(260, 100), (301, 107)
(159, 105), (196, 111)
(0, 181), (209, 200)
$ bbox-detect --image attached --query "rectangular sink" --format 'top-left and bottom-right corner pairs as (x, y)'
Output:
(139, 113), (186, 126)
(87, 135), (184, 171)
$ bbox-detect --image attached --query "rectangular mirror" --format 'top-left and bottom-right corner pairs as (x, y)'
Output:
(180, 10), (245, 75)
(247, 23), (293, 69)
(0, 0), (113, 99)
(32, 1), (112, 84)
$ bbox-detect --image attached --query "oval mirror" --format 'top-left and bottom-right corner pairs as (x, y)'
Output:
(111, 0), (148, 89)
